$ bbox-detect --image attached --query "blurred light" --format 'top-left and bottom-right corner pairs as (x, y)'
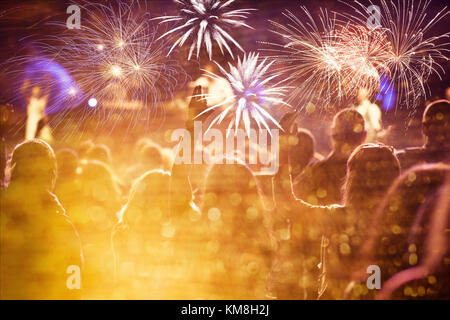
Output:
(110, 65), (122, 77)
(379, 75), (396, 111)
(88, 98), (98, 107)
(68, 87), (77, 96)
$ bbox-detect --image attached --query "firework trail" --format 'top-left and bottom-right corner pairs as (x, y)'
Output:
(196, 53), (291, 137)
(156, 0), (255, 60)
(342, 0), (450, 109)
(263, 7), (392, 109)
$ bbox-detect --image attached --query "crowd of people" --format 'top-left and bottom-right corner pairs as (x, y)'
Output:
(0, 85), (449, 300)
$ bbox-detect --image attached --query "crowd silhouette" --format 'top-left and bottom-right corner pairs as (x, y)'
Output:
(0, 86), (449, 300)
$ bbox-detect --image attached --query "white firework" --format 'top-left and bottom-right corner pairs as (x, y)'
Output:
(196, 53), (291, 137)
(156, 0), (255, 60)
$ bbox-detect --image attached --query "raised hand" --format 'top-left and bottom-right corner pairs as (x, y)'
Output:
(187, 85), (207, 131)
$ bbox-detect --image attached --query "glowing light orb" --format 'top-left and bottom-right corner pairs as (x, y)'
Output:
(68, 87), (77, 96)
(88, 98), (98, 107)
(110, 65), (122, 77)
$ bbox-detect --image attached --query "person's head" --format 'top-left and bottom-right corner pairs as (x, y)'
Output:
(56, 148), (78, 179)
(202, 160), (273, 297)
(74, 160), (122, 229)
(140, 143), (164, 170)
(422, 99), (450, 147)
(77, 159), (121, 205)
(289, 128), (315, 175)
(9, 139), (57, 192)
(357, 163), (450, 299)
(118, 170), (171, 227)
(78, 140), (94, 159)
(343, 144), (400, 210)
(331, 108), (367, 155)
(202, 160), (264, 228)
(85, 143), (112, 165)
(135, 138), (152, 154)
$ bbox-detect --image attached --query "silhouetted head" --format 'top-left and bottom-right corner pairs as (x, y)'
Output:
(56, 148), (78, 179)
(134, 138), (153, 154)
(422, 100), (450, 147)
(78, 159), (121, 199)
(76, 160), (122, 227)
(118, 170), (171, 227)
(203, 161), (274, 298)
(290, 128), (315, 175)
(78, 140), (94, 159)
(343, 144), (400, 210)
(140, 143), (164, 170)
(331, 108), (367, 155)
(85, 143), (112, 164)
(10, 139), (56, 192)
(202, 160), (264, 228)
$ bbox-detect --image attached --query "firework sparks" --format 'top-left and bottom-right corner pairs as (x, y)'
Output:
(263, 7), (393, 109)
(196, 53), (290, 137)
(337, 24), (392, 98)
(156, 0), (255, 60)
(343, 0), (450, 109)
(28, 0), (186, 131)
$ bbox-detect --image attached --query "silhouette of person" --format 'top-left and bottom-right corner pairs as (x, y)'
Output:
(294, 108), (367, 205)
(201, 160), (275, 299)
(54, 148), (79, 210)
(396, 100), (450, 170)
(85, 143), (112, 165)
(376, 170), (450, 299)
(124, 140), (168, 186)
(71, 159), (122, 298)
(169, 86), (209, 219)
(354, 88), (382, 142)
(290, 128), (316, 178)
(348, 164), (450, 299)
(0, 139), (83, 299)
(272, 119), (399, 299)
(112, 170), (173, 299)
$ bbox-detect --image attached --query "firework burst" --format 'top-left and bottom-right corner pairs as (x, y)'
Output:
(263, 7), (392, 109)
(196, 53), (291, 137)
(23, 0), (186, 133)
(156, 0), (255, 60)
(342, 0), (450, 109)
(337, 24), (392, 98)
